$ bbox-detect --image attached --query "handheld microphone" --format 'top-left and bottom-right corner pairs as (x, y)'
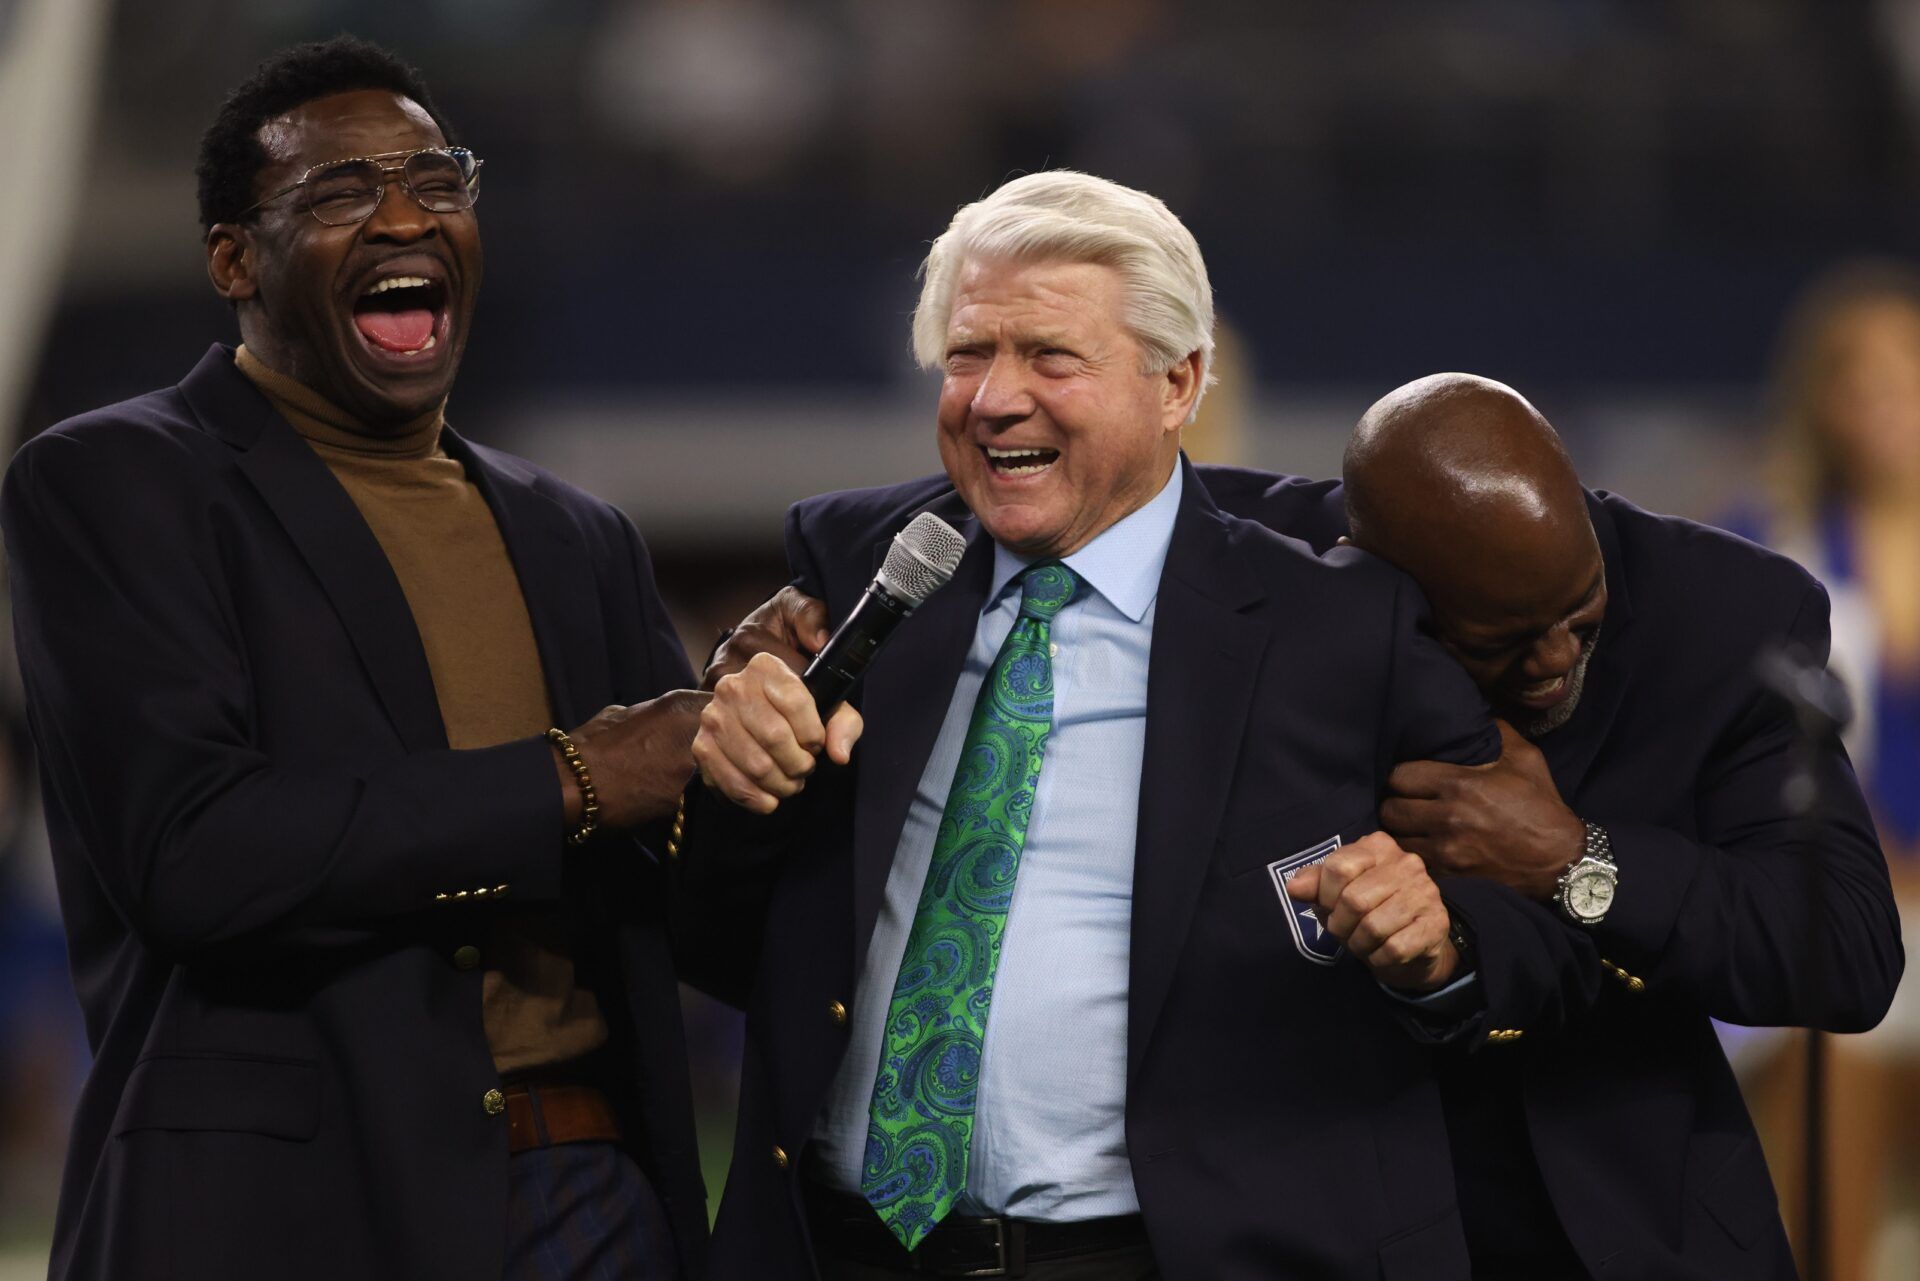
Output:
(803, 512), (967, 709)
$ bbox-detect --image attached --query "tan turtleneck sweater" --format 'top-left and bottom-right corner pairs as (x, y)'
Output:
(235, 345), (607, 1076)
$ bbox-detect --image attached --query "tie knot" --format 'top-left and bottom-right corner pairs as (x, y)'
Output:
(1017, 563), (1080, 621)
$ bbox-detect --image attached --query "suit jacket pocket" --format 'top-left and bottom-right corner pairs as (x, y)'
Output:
(1217, 780), (1378, 877)
(112, 1052), (320, 1141)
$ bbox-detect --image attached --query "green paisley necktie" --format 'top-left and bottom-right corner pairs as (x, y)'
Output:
(861, 561), (1081, 1250)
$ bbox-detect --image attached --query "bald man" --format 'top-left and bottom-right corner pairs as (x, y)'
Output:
(1202, 374), (1903, 1281)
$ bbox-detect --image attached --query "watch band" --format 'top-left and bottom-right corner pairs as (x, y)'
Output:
(1445, 906), (1475, 969)
(1580, 820), (1616, 869)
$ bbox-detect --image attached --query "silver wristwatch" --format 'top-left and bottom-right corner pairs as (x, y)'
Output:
(1553, 822), (1619, 926)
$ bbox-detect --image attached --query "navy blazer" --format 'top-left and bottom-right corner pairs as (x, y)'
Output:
(2, 346), (708, 1281)
(674, 461), (1620, 1280)
(1202, 466), (1905, 1280)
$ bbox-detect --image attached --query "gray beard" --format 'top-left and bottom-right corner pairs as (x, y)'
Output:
(1518, 626), (1600, 738)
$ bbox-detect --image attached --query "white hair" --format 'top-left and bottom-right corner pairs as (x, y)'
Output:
(911, 170), (1217, 421)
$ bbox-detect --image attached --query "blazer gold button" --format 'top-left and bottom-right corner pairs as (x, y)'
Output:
(772, 1145), (790, 1170)
(827, 1000), (848, 1027)
(1601, 958), (1647, 993)
(453, 945), (481, 971)
(482, 1088), (506, 1116)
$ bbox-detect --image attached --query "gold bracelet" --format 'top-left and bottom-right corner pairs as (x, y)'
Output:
(546, 727), (600, 846)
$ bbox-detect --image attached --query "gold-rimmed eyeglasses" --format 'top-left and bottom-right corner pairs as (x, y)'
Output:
(238, 146), (484, 227)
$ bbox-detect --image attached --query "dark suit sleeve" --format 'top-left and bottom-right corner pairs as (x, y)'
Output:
(1198, 466), (1349, 552)
(611, 508), (700, 887)
(619, 508), (698, 699)
(2, 431), (567, 959)
(784, 498), (830, 596)
(1377, 574), (1608, 1044)
(1377, 576), (1502, 770)
(671, 500), (828, 1007)
(1593, 583), (1903, 1030)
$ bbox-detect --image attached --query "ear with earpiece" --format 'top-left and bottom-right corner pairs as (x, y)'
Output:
(206, 224), (258, 303)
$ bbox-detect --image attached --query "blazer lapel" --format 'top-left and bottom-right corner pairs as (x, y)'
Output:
(444, 431), (608, 729)
(1540, 494), (1634, 797)
(1128, 471), (1271, 1084)
(193, 352), (448, 754)
(849, 515), (994, 974)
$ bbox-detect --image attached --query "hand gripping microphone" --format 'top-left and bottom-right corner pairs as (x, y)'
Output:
(802, 512), (967, 709)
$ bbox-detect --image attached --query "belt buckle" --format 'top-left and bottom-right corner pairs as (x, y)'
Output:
(952, 1217), (1008, 1278)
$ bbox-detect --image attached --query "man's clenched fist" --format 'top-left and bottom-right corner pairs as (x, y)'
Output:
(1284, 831), (1462, 993)
(693, 651), (864, 814)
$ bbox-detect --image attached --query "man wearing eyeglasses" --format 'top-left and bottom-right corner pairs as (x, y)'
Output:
(2, 36), (708, 1281)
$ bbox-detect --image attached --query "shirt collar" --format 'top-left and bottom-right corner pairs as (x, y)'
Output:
(988, 460), (1183, 623)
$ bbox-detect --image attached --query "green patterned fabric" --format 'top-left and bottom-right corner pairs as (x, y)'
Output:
(861, 562), (1081, 1250)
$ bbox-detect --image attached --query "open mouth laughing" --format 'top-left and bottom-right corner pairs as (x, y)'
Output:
(983, 444), (1061, 477)
(346, 259), (453, 369)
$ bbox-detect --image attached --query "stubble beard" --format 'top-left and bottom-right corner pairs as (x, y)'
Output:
(1518, 625), (1600, 738)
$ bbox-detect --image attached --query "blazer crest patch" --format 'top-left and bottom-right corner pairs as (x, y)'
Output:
(1267, 836), (1346, 966)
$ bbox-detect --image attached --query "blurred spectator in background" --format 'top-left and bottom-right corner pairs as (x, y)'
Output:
(1759, 262), (1920, 860)
(1172, 319), (1251, 467)
(1724, 259), (1920, 1281)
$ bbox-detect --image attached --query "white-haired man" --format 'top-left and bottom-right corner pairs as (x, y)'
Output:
(677, 173), (1581, 1279)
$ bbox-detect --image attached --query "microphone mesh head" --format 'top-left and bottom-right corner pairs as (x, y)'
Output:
(877, 512), (967, 604)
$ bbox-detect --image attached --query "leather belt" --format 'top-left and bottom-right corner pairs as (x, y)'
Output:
(503, 1082), (622, 1155)
(804, 1184), (1151, 1278)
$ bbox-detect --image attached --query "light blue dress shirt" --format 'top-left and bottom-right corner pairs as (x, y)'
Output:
(811, 461), (1477, 1221)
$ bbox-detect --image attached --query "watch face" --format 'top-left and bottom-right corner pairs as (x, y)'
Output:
(1569, 866), (1616, 920)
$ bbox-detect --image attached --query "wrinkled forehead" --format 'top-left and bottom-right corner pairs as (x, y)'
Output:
(945, 255), (1130, 337)
(256, 89), (444, 179)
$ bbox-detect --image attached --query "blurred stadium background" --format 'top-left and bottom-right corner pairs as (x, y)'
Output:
(2, 1), (1917, 1277)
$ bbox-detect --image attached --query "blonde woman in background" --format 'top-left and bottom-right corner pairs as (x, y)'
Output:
(1729, 260), (1920, 1281)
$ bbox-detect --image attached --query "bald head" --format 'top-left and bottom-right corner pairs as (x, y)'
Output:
(1343, 373), (1607, 735)
(1346, 373), (1585, 565)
